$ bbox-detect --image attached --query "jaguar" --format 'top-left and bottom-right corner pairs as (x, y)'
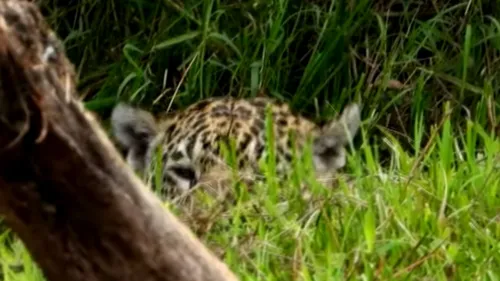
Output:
(111, 96), (361, 197)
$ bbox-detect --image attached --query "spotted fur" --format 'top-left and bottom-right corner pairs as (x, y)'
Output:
(111, 96), (361, 197)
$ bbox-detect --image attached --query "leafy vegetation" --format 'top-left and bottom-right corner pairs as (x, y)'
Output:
(1, 0), (499, 280)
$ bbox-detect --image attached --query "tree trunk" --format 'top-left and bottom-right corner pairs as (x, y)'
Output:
(0, 1), (239, 281)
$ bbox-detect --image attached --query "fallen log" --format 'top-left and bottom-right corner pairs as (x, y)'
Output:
(0, 1), (239, 281)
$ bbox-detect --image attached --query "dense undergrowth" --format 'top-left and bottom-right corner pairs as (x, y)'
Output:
(0, 0), (499, 280)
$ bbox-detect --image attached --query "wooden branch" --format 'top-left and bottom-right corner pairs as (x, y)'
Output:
(0, 1), (239, 281)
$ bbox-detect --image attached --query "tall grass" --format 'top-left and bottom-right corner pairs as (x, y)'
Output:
(0, 0), (499, 280)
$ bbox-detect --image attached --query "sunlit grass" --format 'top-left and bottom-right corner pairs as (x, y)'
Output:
(0, 110), (498, 280)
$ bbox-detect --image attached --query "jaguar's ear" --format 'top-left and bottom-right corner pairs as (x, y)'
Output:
(312, 103), (361, 172)
(110, 103), (159, 171)
(321, 103), (361, 145)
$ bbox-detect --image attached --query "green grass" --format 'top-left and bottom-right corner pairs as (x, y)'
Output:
(1, 0), (500, 280)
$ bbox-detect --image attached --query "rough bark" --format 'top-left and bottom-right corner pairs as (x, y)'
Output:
(0, 1), (239, 281)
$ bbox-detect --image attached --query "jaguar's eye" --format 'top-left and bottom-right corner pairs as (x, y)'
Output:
(170, 166), (196, 181)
